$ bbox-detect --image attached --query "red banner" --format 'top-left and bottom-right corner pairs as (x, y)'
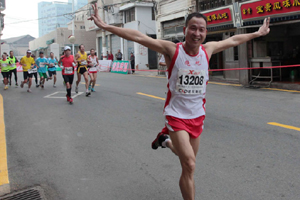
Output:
(203, 8), (233, 25)
(241, 0), (300, 20)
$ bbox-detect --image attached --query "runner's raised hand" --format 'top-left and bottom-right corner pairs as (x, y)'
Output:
(88, 3), (107, 29)
(257, 17), (270, 36)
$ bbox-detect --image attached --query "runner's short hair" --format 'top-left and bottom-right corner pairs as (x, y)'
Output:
(79, 44), (84, 49)
(185, 12), (207, 27)
(9, 50), (13, 54)
(90, 48), (95, 52)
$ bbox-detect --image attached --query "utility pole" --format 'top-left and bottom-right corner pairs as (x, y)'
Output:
(72, 0), (75, 55)
(102, 1), (107, 60)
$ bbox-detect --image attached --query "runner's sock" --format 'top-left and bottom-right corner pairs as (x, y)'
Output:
(67, 88), (71, 97)
(162, 138), (171, 148)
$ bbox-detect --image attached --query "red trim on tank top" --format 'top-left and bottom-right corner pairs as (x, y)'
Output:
(182, 43), (200, 57)
(201, 45), (210, 66)
(164, 43), (180, 110)
(168, 43), (180, 79)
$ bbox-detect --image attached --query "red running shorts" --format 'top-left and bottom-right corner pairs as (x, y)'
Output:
(161, 115), (205, 139)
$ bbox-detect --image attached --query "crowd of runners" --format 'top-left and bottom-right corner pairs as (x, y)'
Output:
(0, 44), (99, 104)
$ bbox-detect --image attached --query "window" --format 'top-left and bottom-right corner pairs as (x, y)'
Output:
(80, 26), (85, 29)
(152, 7), (155, 20)
(125, 8), (135, 23)
(234, 46), (238, 60)
(198, 0), (226, 11)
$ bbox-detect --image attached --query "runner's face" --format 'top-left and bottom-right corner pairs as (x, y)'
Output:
(80, 46), (85, 52)
(91, 50), (95, 56)
(65, 50), (71, 56)
(184, 17), (207, 48)
(2, 54), (6, 59)
(27, 52), (31, 57)
(50, 53), (54, 58)
(10, 52), (13, 57)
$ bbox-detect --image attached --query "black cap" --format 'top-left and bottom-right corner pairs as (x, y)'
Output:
(39, 51), (44, 54)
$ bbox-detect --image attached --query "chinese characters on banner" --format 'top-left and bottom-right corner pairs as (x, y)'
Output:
(111, 60), (130, 74)
(241, 0), (300, 20)
(203, 8), (233, 25)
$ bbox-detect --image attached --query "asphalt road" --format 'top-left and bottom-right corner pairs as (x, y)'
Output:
(0, 71), (300, 200)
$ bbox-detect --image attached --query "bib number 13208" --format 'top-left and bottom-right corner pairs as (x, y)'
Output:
(176, 69), (206, 94)
(178, 74), (204, 86)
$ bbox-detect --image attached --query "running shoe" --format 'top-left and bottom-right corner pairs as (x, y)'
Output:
(41, 85), (44, 89)
(20, 81), (24, 88)
(27, 89), (32, 93)
(86, 91), (91, 97)
(69, 98), (73, 104)
(4, 86), (8, 90)
(88, 85), (92, 91)
(36, 84), (39, 88)
(91, 88), (95, 92)
(15, 83), (18, 87)
(151, 132), (169, 150)
(66, 94), (70, 102)
(75, 86), (78, 93)
(53, 84), (56, 88)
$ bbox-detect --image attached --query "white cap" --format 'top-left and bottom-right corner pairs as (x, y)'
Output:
(64, 46), (71, 51)
(27, 50), (32, 53)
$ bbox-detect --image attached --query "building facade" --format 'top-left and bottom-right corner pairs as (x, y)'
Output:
(29, 27), (96, 58)
(84, 0), (157, 70)
(38, 0), (88, 37)
(1, 35), (35, 58)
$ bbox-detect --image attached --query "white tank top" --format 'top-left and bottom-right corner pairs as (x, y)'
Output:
(88, 55), (97, 66)
(164, 43), (209, 119)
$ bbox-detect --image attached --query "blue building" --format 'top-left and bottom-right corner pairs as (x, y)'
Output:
(38, 0), (88, 37)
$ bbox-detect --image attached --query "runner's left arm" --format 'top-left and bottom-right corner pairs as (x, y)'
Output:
(204, 17), (270, 60)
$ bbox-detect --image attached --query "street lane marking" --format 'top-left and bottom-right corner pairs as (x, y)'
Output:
(263, 88), (300, 93)
(209, 81), (241, 87)
(137, 92), (165, 100)
(0, 94), (9, 186)
(268, 122), (300, 132)
(44, 91), (83, 98)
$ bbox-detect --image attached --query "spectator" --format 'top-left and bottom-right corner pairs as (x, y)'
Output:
(108, 51), (114, 61)
(130, 52), (135, 74)
(116, 49), (122, 60)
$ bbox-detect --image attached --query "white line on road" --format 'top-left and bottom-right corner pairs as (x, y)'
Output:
(44, 91), (84, 99)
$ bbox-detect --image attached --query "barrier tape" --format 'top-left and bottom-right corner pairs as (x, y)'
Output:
(11, 63), (300, 73)
(100, 63), (300, 72)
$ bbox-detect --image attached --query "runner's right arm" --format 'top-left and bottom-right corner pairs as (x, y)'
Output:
(88, 3), (176, 61)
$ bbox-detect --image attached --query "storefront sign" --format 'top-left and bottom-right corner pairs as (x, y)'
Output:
(241, 0), (300, 20)
(203, 8), (233, 25)
(111, 60), (130, 74)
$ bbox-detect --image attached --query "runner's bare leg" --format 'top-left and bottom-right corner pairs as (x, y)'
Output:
(169, 130), (200, 200)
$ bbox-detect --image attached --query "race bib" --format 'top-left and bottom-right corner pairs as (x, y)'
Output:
(81, 60), (87, 65)
(176, 69), (206, 95)
(64, 67), (73, 74)
(28, 68), (37, 74)
(89, 67), (97, 72)
(40, 63), (46, 68)
(1, 63), (8, 67)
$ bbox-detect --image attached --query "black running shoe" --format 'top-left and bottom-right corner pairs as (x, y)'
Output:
(151, 132), (169, 150)
(86, 92), (91, 97)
